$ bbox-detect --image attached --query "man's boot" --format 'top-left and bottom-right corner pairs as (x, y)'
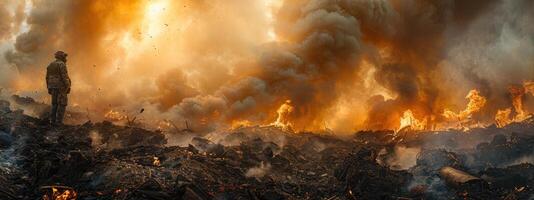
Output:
(50, 104), (58, 125)
(55, 105), (66, 126)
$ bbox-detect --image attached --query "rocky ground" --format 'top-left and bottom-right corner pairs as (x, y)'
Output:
(0, 97), (533, 200)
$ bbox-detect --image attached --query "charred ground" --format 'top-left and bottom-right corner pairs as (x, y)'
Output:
(0, 98), (533, 200)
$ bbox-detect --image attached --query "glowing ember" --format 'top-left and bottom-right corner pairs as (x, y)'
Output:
(157, 120), (173, 130)
(104, 110), (128, 121)
(398, 110), (427, 131)
(153, 156), (161, 166)
(270, 100), (294, 131)
(41, 186), (77, 200)
(114, 189), (123, 194)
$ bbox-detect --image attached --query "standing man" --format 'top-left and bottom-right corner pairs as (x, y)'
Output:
(46, 51), (71, 125)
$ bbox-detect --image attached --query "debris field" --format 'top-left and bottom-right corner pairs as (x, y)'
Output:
(0, 99), (533, 200)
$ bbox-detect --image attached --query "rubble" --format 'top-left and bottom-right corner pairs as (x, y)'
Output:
(0, 98), (533, 199)
(0, 130), (13, 148)
(335, 147), (413, 199)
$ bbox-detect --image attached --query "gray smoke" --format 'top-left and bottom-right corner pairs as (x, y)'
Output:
(0, 0), (533, 132)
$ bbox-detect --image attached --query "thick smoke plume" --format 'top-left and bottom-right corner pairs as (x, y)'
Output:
(0, 0), (533, 133)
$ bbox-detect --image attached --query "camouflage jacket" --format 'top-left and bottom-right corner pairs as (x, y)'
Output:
(46, 59), (71, 89)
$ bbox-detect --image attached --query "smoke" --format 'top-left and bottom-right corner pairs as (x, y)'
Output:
(442, 0), (534, 121)
(0, 1), (24, 88)
(0, 0), (273, 130)
(0, 3), (12, 40)
(363, 0), (533, 130)
(0, 0), (533, 133)
(89, 131), (103, 148)
(501, 154), (534, 167)
(245, 162), (272, 178)
(385, 146), (421, 170)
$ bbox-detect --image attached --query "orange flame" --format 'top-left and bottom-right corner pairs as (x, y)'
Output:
(42, 187), (77, 200)
(494, 81), (534, 127)
(509, 85), (528, 121)
(525, 81), (534, 95)
(104, 110), (128, 121)
(153, 156), (161, 166)
(231, 120), (253, 129)
(495, 108), (512, 128)
(443, 89), (486, 121)
(398, 110), (427, 131)
(156, 120), (175, 131)
(270, 100), (294, 131)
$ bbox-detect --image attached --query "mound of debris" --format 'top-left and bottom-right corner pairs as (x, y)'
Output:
(1, 99), (534, 199)
(335, 147), (412, 199)
(0, 102), (353, 199)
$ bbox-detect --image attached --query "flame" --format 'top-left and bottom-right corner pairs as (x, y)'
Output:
(156, 120), (173, 130)
(231, 120), (253, 129)
(443, 89), (486, 121)
(104, 110), (128, 121)
(153, 156), (161, 166)
(525, 81), (534, 95)
(42, 187), (77, 200)
(509, 85), (528, 121)
(494, 81), (534, 127)
(495, 108), (512, 128)
(398, 110), (427, 131)
(114, 189), (123, 194)
(270, 100), (294, 131)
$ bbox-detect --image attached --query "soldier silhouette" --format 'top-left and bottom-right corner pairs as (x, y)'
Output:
(46, 51), (71, 125)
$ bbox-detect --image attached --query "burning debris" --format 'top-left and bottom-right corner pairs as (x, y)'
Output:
(0, 0), (533, 199)
(495, 81), (534, 128)
(0, 97), (533, 199)
(104, 110), (128, 122)
(270, 100), (295, 131)
(442, 89), (487, 122)
(1, 0), (531, 134)
(442, 89), (487, 130)
(40, 186), (77, 200)
(399, 110), (427, 131)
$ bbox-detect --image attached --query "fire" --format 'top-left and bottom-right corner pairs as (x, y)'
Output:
(104, 110), (128, 121)
(398, 110), (427, 131)
(495, 108), (512, 128)
(270, 100), (294, 131)
(443, 89), (486, 121)
(114, 189), (123, 194)
(41, 186), (77, 200)
(157, 120), (173, 130)
(510, 85), (528, 121)
(231, 120), (253, 129)
(153, 156), (161, 166)
(494, 81), (534, 127)
(525, 81), (534, 95)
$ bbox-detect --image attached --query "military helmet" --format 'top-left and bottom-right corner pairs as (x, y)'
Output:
(54, 51), (68, 59)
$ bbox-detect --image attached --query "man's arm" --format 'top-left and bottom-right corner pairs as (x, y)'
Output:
(46, 67), (51, 94)
(45, 68), (50, 88)
(59, 63), (71, 90)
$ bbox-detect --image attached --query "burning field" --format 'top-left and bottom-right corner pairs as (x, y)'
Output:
(0, 0), (534, 199)
(1, 93), (534, 199)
